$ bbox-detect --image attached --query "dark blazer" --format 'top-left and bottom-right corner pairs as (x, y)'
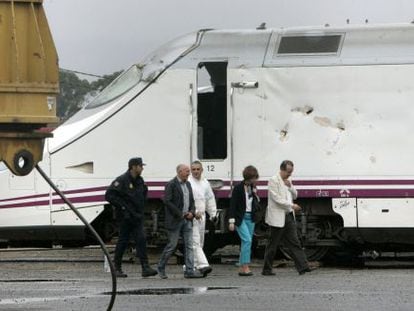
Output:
(163, 177), (195, 230)
(229, 181), (259, 226)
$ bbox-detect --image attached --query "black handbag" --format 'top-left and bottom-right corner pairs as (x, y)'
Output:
(253, 197), (266, 224)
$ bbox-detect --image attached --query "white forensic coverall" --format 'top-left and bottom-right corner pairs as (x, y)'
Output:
(189, 175), (217, 269)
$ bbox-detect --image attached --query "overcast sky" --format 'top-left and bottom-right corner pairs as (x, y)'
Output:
(44, 0), (414, 76)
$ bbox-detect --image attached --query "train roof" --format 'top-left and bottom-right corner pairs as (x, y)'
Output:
(176, 23), (414, 69)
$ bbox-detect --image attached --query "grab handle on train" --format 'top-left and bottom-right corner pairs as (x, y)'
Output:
(231, 81), (259, 89)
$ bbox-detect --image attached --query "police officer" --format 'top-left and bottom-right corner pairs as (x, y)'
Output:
(105, 157), (157, 278)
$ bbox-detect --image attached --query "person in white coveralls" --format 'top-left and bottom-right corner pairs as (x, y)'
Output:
(188, 160), (217, 277)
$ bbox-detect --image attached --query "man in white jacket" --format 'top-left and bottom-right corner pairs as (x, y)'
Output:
(189, 161), (217, 277)
(262, 160), (312, 276)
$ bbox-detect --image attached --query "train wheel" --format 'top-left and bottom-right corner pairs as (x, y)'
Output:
(280, 217), (334, 261)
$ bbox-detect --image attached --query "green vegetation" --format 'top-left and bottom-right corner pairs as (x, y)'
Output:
(57, 69), (123, 120)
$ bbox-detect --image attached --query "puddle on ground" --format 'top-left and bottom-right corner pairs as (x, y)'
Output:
(0, 279), (67, 283)
(103, 287), (237, 296)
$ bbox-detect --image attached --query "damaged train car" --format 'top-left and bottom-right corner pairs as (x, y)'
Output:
(1, 23), (414, 260)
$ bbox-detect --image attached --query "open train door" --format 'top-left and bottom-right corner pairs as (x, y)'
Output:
(193, 61), (237, 256)
(193, 62), (230, 196)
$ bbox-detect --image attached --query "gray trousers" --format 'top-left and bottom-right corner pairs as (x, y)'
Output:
(263, 212), (309, 273)
(158, 219), (194, 274)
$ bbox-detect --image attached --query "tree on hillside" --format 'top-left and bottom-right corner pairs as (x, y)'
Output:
(57, 69), (123, 121)
(57, 70), (90, 119)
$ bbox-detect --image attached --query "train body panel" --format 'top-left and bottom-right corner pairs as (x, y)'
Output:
(1, 24), (414, 257)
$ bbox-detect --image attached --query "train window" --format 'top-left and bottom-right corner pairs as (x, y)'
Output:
(197, 62), (228, 160)
(277, 35), (342, 55)
(86, 65), (142, 109)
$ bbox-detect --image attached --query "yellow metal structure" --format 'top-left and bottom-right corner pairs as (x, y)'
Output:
(0, 0), (58, 175)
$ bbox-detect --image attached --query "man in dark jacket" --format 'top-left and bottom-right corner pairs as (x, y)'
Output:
(157, 164), (203, 279)
(105, 157), (157, 278)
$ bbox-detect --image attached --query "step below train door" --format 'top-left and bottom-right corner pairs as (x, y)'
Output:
(194, 62), (229, 196)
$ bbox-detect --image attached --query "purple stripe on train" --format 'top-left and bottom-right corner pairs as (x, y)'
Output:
(3, 181), (414, 208)
(0, 182), (166, 203)
(0, 195), (106, 209)
(214, 188), (414, 199)
(228, 180), (414, 187)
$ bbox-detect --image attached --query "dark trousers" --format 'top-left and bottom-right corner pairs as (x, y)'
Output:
(263, 213), (309, 273)
(114, 217), (148, 269)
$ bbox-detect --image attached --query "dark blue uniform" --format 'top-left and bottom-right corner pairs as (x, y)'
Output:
(106, 171), (147, 221)
(105, 171), (152, 276)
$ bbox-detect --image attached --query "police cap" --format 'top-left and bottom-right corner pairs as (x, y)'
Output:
(128, 157), (146, 169)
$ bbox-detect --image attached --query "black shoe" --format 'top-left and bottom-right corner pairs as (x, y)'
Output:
(199, 266), (212, 277)
(184, 271), (204, 279)
(238, 271), (253, 276)
(115, 269), (128, 278)
(299, 267), (316, 275)
(261, 270), (275, 276)
(142, 266), (158, 277)
(157, 268), (168, 279)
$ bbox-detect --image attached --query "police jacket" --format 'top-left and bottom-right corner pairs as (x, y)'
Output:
(105, 171), (148, 220)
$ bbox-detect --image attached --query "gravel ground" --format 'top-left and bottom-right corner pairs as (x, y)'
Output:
(1, 248), (414, 311)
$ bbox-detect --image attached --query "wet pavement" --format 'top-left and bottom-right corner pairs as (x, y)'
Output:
(1, 248), (414, 310)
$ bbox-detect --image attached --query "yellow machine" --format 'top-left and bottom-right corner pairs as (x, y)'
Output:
(0, 3), (117, 307)
(0, 0), (58, 175)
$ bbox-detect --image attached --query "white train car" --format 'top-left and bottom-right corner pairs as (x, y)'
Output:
(1, 23), (414, 259)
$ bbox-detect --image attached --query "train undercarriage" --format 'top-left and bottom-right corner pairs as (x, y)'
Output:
(2, 197), (414, 264)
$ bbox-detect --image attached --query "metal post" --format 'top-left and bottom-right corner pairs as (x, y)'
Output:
(229, 86), (235, 193)
(189, 83), (194, 163)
